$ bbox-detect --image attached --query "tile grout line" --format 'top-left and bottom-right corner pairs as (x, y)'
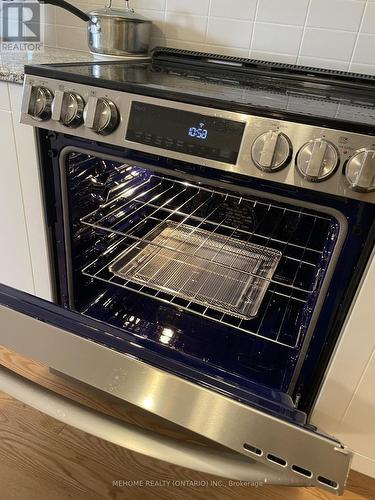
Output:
(209, 15), (262, 24)
(248, 0), (260, 57)
(348, 0), (368, 70)
(254, 21), (360, 33)
(296, 0), (312, 65)
(204, 0), (212, 41)
(253, 51), (349, 64)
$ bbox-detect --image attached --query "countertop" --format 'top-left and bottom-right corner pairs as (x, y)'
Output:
(0, 47), (100, 84)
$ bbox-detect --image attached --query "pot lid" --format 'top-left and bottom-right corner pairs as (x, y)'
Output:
(89, 1), (151, 22)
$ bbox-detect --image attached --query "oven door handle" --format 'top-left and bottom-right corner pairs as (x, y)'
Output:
(0, 365), (310, 486)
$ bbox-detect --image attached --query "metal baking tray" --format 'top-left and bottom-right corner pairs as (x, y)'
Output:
(109, 222), (282, 319)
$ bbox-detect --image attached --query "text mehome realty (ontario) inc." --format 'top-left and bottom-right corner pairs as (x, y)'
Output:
(112, 479), (265, 488)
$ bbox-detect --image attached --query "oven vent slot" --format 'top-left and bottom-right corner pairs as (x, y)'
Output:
(317, 475), (338, 490)
(292, 464), (313, 477)
(243, 443), (263, 456)
(267, 454), (287, 467)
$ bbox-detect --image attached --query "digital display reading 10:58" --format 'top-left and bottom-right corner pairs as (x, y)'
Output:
(126, 102), (246, 164)
(188, 124), (208, 140)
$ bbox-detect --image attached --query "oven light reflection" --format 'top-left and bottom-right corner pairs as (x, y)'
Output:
(123, 314), (141, 328)
(142, 396), (154, 410)
(159, 327), (175, 344)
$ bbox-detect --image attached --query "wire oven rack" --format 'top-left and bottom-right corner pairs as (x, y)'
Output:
(108, 221), (281, 319)
(80, 171), (338, 349)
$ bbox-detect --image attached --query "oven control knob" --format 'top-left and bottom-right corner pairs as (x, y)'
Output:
(83, 96), (119, 135)
(345, 148), (375, 192)
(252, 131), (292, 172)
(296, 138), (339, 182)
(51, 90), (85, 128)
(25, 86), (53, 121)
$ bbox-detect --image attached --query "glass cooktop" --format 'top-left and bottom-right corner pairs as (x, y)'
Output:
(25, 50), (375, 130)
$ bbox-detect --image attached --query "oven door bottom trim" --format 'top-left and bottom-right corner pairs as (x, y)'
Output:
(0, 364), (309, 486)
(0, 287), (351, 495)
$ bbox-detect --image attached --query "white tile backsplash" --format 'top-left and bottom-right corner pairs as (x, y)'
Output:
(209, 0), (257, 20)
(43, 5), (56, 26)
(257, 0), (310, 26)
(301, 28), (357, 60)
(166, 0), (210, 16)
(137, 10), (165, 37)
(55, 2), (87, 28)
(56, 26), (87, 51)
(352, 33), (375, 64)
(48, 0), (375, 75)
(164, 14), (207, 42)
(307, 0), (365, 31)
(252, 23), (303, 55)
(131, 0), (166, 9)
(207, 18), (252, 48)
(361, 1), (375, 32)
(44, 24), (57, 47)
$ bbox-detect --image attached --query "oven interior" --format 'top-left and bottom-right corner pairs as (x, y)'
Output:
(51, 148), (361, 419)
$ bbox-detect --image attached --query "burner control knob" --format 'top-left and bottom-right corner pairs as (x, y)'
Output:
(252, 131), (292, 172)
(83, 96), (119, 135)
(296, 138), (339, 182)
(24, 86), (53, 121)
(51, 90), (85, 127)
(345, 149), (375, 192)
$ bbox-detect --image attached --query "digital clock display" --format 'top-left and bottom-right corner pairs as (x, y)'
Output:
(188, 125), (208, 140)
(126, 102), (245, 164)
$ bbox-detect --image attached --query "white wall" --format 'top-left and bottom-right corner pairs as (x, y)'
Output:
(312, 250), (375, 478)
(0, 82), (53, 300)
(44, 0), (375, 75)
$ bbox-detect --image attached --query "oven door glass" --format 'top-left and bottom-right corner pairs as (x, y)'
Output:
(0, 282), (351, 494)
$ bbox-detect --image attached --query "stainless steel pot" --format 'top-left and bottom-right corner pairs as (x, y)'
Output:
(38, 0), (152, 56)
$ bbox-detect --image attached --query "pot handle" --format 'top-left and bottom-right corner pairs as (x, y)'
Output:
(124, 0), (135, 12)
(38, 0), (90, 23)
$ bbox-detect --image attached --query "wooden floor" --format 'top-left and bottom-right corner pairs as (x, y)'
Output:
(0, 346), (375, 500)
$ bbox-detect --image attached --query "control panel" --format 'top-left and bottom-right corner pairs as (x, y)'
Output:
(20, 75), (375, 203)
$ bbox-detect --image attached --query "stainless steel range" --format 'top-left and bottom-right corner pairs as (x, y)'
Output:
(1, 47), (375, 495)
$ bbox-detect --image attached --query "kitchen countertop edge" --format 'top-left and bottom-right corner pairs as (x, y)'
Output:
(0, 47), (100, 84)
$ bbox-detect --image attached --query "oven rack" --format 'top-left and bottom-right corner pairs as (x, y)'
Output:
(107, 222), (282, 320)
(79, 175), (338, 348)
(81, 246), (304, 349)
(80, 173), (334, 299)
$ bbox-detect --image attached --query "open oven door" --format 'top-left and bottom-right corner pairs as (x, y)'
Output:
(0, 283), (351, 494)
